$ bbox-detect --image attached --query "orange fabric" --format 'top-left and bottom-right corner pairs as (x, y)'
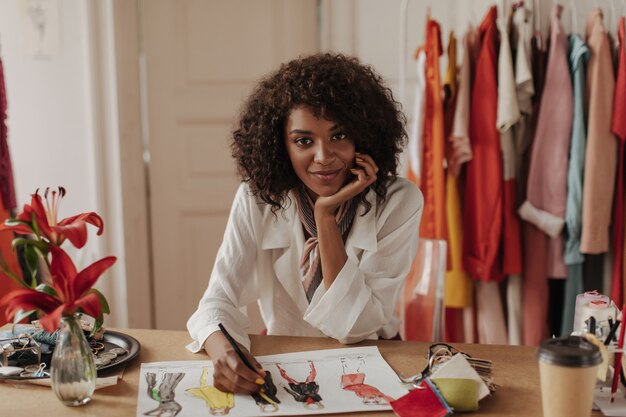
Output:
(0, 198), (22, 325)
(418, 18), (447, 241)
(462, 6), (504, 282)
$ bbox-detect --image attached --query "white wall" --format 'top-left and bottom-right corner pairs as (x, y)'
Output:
(0, 0), (126, 327)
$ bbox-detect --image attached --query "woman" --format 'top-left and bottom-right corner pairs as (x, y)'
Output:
(187, 53), (423, 394)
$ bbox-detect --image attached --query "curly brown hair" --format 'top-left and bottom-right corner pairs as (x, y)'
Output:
(231, 52), (407, 213)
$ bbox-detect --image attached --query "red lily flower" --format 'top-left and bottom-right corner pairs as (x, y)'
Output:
(0, 187), (103, 248)
(0, 246), (116, 332)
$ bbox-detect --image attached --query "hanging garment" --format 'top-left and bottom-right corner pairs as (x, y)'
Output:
(407, 50), (427, 186)
(463, 6), (503, 282)
(443, 31), (472, 343)
(419, 18), (447, 241)
(612, 16), (626, 306)
(520, 19), (548, 346)
(450, 25), (480, 344)
(519, 4), (571, 277)
(498, 7), (524, 346)
(0, 55), (16, 212)
(444, 31), (471, 310)
(522, 5), (572, 345)
(561, 35), (590, 336)
(580, 9), (618, 255)
(512, 5), (535, 199)
(497, 14), (523, 278)
(449, 25), (478, 177)
(464, 6), (508, 344)
(507, 3), (535, 346)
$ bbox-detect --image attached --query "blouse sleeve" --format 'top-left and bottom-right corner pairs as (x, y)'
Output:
(186, 183), (260, 352)
(303, 179), (423, 343)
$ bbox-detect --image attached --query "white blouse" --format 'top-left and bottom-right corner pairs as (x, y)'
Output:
(186, 177), (423, 352)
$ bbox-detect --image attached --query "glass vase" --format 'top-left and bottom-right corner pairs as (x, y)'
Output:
(50, 314), (97, 406)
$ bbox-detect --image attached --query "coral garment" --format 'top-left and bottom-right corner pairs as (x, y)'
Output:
(611, 17), (626, 306)
(418, 18), (447, 241)
(462, 6), (502, 282)
(581, 9), (617, 254)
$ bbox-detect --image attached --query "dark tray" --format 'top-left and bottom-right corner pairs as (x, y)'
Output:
(0, 330), (140, 380)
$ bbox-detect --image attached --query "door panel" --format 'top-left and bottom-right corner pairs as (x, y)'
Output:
(142, 0), (318, 330)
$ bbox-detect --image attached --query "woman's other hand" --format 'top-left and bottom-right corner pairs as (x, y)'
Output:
(315, 152), (378, 215)
(204, 331), (265, 394)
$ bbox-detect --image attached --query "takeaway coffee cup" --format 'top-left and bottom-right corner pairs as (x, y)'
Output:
(537, 336), (602, 417)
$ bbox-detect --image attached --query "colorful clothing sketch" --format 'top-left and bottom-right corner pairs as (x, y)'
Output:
(276, 361), (323, 408)
(251, 370), (281, 413)
(341, 373), (393, 405)
(186, 367), (234, 415)
(144, 371), (185, 417)
(340, 356), (394, 405)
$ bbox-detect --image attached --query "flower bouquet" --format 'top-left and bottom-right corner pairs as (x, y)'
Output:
(0, 187), (115, 334)
(0, 187), (116, 406)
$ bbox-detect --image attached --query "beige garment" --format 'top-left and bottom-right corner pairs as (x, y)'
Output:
(581, 9), (618, 254)
(497, 15), (522, 345)
(449, 26), (478, 177)
(475, 281), (508, 344)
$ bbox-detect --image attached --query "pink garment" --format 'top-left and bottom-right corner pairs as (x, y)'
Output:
(521, 5), (571, 280)
(580, 9), (618, 254)
(341, 373), (394, 404)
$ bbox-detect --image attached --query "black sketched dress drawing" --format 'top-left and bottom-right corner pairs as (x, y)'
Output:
(276, 361), (323, 409)
(251, 370), (281, 413)
(144, 370), (185, 417)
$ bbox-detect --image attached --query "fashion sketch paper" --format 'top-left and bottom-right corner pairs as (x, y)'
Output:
(136, 346), (408, 416)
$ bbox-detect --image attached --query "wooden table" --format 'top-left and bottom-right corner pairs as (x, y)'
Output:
(0, 329), (603, 416)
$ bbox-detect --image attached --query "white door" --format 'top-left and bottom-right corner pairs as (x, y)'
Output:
(141, 0), (318, 330)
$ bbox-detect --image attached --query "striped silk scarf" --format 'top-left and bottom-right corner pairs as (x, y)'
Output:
(294, 186), (359, 302)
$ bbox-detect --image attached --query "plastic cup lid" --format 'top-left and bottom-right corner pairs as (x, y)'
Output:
(536, 336), (602, 368)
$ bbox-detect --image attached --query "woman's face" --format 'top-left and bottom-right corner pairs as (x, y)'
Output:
(284, 106), (355, 201)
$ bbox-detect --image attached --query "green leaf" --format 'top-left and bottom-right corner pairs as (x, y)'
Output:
(24, 245), (39, 286)
(90, 288), (110, 314)
(4, 219), (32, 229)
(12, 237), (48, 252)
(30, 212), (41, 239)
(36, 283), (59, 298)
(12, 309), (37, 326)
(92, 314), (104, 336)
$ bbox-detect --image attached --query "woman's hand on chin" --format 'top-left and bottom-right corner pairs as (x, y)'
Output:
(315, 153), (379, 216)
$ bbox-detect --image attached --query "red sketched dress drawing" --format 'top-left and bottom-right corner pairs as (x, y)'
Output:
(275, 361), (323, 409)
(340, 356), (394, 405)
